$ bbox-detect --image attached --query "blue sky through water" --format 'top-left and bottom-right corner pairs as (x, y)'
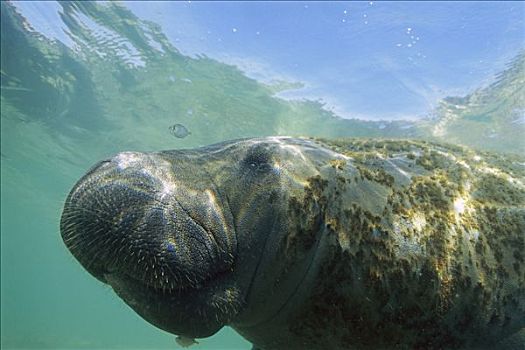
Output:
(13, 1), (525, 121)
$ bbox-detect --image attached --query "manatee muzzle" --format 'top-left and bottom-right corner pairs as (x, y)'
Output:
(60, 152), (233, 293)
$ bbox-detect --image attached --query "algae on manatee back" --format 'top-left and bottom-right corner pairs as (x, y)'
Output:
(285, 137), (525, 349)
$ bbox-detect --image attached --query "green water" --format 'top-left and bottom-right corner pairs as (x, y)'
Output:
(1, 2), (523, 349)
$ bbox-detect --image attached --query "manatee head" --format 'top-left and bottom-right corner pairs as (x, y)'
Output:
(60, 137), (344, 339)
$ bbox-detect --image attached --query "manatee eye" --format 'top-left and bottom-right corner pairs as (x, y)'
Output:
(242, 145), (272, 173)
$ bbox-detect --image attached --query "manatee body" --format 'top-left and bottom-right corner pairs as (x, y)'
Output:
(60, 137), (525, 349)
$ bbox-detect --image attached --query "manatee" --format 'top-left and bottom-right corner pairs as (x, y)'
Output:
(60, 137), (525, 349)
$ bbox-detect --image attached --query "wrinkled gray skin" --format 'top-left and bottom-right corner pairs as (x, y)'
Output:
(61, 137), (524, 350)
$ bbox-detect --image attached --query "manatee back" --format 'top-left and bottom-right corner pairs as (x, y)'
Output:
(285, 138), (525, 349)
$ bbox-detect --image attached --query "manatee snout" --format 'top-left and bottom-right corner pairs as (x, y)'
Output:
(60, 152), (243, 338)
(60, 151), (239, 336)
